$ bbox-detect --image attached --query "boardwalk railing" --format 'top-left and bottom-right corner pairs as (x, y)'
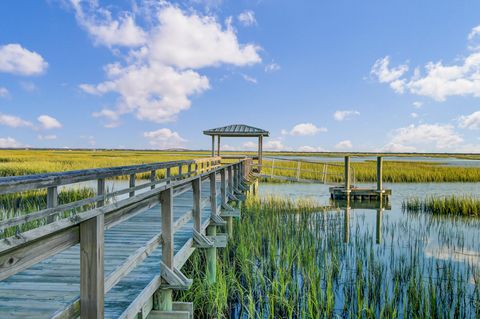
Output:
(0, 156), (252, 319)
(255, 157), (350, 184)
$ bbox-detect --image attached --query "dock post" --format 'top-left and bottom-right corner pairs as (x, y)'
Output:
(155, 188), (174, 311)
(377, 156), (383, 195)
(80, 215), (105, 318)
(221, 168), (233, 238)
(46, 186), (58, 223)
(207, 172), (217, 284)
(192, 177), (201, 234)
(129, 174), (135, 197)
(344, 156), (351, 198)
(217, 136), (221, 157)
(211, 135), (215, 157)
(228, 166), (233, 195)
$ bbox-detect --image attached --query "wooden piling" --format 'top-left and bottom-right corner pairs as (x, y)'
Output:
(155, 188), (174, 311)
(377, 156), (383, 193)
(80, 215), (105, 318)
(207, 172), (217, 284)
(344, 156), (351, 195)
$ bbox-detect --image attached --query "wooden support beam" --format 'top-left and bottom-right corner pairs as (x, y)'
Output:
(166, 168), (171, 184)
(129, 174), (136, 197)
(150, 170), (156, 190)
(207, 172), (217, 284)
(211, 135), (215, 157)
(377, 156), (383, 193)
(154, 188), (174, 312)
(97, 178), (105, 207)
(80, 215), (105, 319)
(217, 136), (221, 157)
(46, 186), (58, 223)
(192, 177), (201, 232)
(344, 156), (351, 195)
(227, 166), (233, 195)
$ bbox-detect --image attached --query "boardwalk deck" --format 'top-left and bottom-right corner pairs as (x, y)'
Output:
(0, 156), (251, 319)
(0, 179), (221, 318)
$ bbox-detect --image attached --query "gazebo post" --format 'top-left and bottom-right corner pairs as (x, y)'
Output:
(211, 135), (215, 157)
(217, 136), (221, 157)
(258, 136), (263, 172)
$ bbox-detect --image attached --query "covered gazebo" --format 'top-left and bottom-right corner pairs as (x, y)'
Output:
(203, 124), (269, 168)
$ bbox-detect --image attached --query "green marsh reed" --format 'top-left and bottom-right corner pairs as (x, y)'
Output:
(403, 195), (480, 217)
(177, 195), (480, 318)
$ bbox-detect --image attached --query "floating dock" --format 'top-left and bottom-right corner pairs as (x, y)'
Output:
(328, 156), (392, 202)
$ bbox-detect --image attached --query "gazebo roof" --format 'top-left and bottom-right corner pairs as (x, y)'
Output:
(203, 124), (269, 137)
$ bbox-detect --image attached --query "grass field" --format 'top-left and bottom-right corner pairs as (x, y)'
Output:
(0, 149), (479, 183)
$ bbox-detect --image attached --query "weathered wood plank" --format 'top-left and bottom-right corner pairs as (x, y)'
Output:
(80, 215), (104, 319)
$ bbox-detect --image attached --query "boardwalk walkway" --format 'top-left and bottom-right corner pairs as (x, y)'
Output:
(0, 157), (250, 319)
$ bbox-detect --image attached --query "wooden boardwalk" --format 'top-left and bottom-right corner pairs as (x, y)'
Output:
(0, 157), (251, 319)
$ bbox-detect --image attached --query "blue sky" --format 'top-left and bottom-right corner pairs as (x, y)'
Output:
(1, 0), (480, 152)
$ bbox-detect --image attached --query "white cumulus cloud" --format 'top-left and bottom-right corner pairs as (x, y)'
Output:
(0, 114), (33, 128)
(70, 0), (147, 47)
(459, 111), (480, 129)
(372, 25), (480, 101)
(144, 128), (187, 149)
(335, 140), (353, 149)
(0, 137), (23, 148)
(78, 3), (261, 126)
(390, 124), (463, 149)
(265, 63), (280, 73)
(285, 123), (327, 136)
(238, 10), (256, 27)
(333, 110), (360, 121)
(0, 44), (48, 75)
(38, 115), (62, 129)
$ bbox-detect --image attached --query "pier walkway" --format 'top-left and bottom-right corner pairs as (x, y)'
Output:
(0, 157), (251, 319)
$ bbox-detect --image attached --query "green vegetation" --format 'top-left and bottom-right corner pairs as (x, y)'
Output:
(177, 195), (480, 318)
(403, 195), (480, 217)
(0, 150), (479, 182)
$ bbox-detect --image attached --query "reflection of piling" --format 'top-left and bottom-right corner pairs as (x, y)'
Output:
(344, 197), (350, 244)
(376, 196), (383, 244)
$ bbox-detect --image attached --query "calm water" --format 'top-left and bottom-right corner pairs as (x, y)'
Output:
(257, 182), (480, 317)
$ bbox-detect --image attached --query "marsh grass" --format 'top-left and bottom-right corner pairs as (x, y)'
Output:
(176, 195), (480, 318)
(403, 195), (480, 217)
(0, 187), (95, 238)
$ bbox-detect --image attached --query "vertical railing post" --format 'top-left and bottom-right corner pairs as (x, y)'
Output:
(296, 161), (301, 181)
(344, 156), (351, 197)
(271, 159), (275, 178)
(228, 166), (233, 196)
(155, 188), (174, 311)
(46, 186), (58, 223)
(178, 165), (183, 178)
(166, 167), (171, 184)
(97, 178), (105, 207)
(207, 172), (217, 284)
(129, 174), (135, 197)
(150, 170), (156, 190)
(221, 168), (233, 238)
(80, 215), (104, 318)
(192, 177), (201, 232)
(187, 163), (192, 176)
